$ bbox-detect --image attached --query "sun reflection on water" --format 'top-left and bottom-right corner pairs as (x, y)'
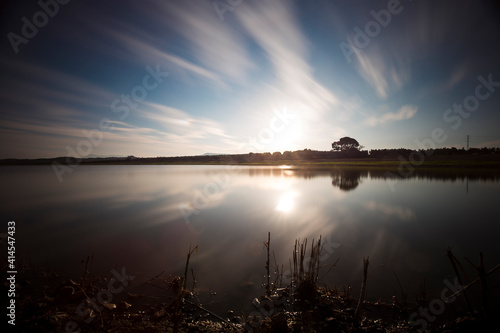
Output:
(276, 191), (298, 212)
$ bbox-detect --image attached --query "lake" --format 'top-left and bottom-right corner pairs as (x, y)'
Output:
(1, 165), (500, 314)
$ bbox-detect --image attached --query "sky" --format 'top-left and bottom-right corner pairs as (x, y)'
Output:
(1, 0), (500, 159)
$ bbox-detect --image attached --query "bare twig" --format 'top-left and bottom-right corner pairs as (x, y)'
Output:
(393, 271), (407, 306)
(272, 251), (283, 289)
(146, 270), (166, 289)
(148, 270), (166, 282)
(478, 252), (489, 316)
(354, 256), (369, 321)
(183, 245), (198, 291)
(315, 236), (322, 281)
(319, 258), (339, 281)
(299, 238), (307, 280)
(465, 252), (490, 316)
(80, 255), (90, 287)
(88, 254), (94, 286)
(446, 247), (473, 313)
(185, 300), (235, 328)
(445, 263), (500, 300)
(416, 278), (426, 307)
(264, 232), (271, 296)
(190, 268), (196, 292)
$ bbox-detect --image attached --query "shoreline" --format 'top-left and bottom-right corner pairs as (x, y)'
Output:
(2, 156), (500, 170)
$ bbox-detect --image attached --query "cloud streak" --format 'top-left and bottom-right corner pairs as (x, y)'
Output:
(350, 44), (411, 100)
(364, 105), (417, 127)
(1, 0), (499, 158)
(236, 0), (339, 116)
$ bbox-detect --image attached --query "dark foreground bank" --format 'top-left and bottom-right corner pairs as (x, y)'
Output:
(4, 235), (498, 333)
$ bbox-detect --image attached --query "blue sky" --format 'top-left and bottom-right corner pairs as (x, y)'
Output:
(1, 0), (500, 158)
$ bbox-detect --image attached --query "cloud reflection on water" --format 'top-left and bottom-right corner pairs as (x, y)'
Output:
(2, 165), (500, 314)
(363, 201), (416, 222)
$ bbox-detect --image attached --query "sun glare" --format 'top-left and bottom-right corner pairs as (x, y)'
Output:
(265, 107), (304, 152)
(276, 191), (297, 213)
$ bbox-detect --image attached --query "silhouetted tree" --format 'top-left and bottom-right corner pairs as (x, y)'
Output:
(332, 137), (360, 152)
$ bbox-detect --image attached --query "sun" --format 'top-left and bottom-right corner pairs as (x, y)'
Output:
(268, 112), (304, 152)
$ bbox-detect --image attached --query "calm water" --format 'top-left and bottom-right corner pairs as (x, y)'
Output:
(1, 165), (500, 313)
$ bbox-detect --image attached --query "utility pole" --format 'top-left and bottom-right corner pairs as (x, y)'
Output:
(466, 135), (470, 150)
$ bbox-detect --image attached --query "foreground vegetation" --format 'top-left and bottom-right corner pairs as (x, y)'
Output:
(8, 234), (498, 332)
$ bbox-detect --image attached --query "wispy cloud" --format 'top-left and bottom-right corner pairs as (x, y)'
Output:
(364, 105), (417, 127)
(76, 0), (254, 86)
(140, 102), (233, 140)
(437, 64), (468, 92)
(0, 59), (118, 158)
(0, 57), (113, 117)
(351, 45), (411, 100)
(95, 29), (229, 89)
(157, 1), (254, 83)
(2, 0), (498, 158)
(236, 0), (339, 117)
(343, 0), (491, 102)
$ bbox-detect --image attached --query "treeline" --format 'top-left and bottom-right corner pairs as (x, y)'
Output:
(122, 149), (369, 164)
(0, 147), (499, 165)
(369, 147), (500, 158)
(89, 147), (499, 164)
(370, 147), (500, 158)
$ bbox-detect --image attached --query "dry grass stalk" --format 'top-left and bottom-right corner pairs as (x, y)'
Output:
(272, 251), (284, 289)
(264, 232), (271, 296)
(183, 245), (198, 291)
(465, 252), (490, 316)
(290, 237), (325, 285)
(478, 252), (489, 316)
(79, 254), (94, 288)
(446, 247), (473, 313)
(354, 256), (369, 321)
(393, 271), (407, 307)
(416, 278), (426, 307)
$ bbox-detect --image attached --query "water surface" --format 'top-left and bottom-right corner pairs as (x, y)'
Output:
(1, 165), (499, 313)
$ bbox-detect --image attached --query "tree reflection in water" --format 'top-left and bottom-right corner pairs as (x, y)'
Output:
(330, 169), (362, 191)
(242, 166), (500, 192)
